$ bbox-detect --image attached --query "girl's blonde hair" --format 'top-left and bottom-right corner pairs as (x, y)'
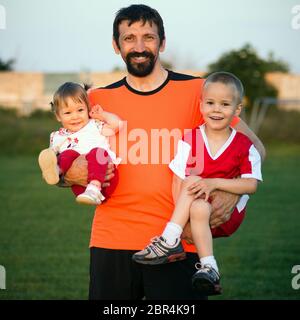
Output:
(50, 82), (91, 114)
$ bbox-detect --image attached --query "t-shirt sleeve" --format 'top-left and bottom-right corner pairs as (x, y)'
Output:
(169, 140), (191, 180)
(240, 144), (263, 181)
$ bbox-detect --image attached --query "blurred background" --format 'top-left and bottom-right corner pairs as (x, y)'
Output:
(0, 0), (299, 300)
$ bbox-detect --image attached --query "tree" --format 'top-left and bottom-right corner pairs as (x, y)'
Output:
(205, 44), (289, 107)
(0, 57), (15, 71)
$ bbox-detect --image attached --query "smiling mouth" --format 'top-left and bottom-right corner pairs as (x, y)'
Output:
(131, 56), (149, 63)
(209, 116), (224, 120)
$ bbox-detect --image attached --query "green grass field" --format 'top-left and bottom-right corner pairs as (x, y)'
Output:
(0, 144), (300, 300)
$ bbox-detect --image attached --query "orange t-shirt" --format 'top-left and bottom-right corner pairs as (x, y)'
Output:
(88, 71), (240, 252)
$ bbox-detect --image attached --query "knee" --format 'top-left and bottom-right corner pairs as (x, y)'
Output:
(190, 199), (211, 221)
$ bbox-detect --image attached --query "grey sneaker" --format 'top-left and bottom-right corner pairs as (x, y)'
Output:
(132, 236), (186, 265)
(192, 263), (222, 295)
(76, 183), (105, 205)
(38, 148), (59, 185)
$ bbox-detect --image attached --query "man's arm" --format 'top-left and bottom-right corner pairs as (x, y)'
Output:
(235, 119), (266, 161)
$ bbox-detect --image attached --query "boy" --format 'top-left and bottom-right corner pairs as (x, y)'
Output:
(133, 72), (262, 295)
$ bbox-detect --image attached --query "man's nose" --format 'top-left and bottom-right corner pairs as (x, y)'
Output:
(134, 39), (146, 53)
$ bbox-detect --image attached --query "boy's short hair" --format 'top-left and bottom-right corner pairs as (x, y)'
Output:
(50, 82), (90, 114)
(204, 71), (244, 104)
(113, 4), (165, 48)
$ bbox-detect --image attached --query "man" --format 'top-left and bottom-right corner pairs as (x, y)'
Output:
(65, 4), (265, 299)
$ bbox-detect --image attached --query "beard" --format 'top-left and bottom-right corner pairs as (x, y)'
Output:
(125, 51), (157, 77)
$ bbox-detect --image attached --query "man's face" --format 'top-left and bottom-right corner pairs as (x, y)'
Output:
(113, 20), (165, 77)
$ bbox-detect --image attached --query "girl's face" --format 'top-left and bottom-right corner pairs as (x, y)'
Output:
(201, 82), (241, 131)
(55, 97), (89, 132)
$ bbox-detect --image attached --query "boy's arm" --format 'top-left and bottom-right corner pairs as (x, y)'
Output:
(90, 105), (123, 136)
(213, 177), (257, 194)
(189, 177), (258, 201)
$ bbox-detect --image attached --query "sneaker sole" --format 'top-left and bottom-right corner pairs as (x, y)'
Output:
(76, 194), (101, 205)
(38, 149), (59, 185)
(133, 251), (186, 265)
(192, 276), (222, 296)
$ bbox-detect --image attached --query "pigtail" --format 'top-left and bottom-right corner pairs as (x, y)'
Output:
(49, 101), (55, 113)
(83, 83), (93, 92)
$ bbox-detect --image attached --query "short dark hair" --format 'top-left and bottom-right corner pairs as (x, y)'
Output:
(204, 71), (244, 104)
(113, 4), (165, 48)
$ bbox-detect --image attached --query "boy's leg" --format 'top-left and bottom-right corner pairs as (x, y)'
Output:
(190, 199), (221, 295)
(190, 199), (213, 259)
(132, 176), (199, 265)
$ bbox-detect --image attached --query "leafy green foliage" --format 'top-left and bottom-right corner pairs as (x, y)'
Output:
(206, 44), (289, 107)
(0, 57), (15, 71)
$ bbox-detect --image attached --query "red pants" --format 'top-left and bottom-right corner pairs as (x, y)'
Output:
(58, 148), (118, 198)
(211, 207), (246, 238)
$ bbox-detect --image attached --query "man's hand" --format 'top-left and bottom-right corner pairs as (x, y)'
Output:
(209, 190), (240, 228)
(64, 155), (115, 187)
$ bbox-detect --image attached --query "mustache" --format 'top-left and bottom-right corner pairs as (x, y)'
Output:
(126, 51), (154, 59)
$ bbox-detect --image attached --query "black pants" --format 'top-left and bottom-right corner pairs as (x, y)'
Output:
(89, 247), (207, 300)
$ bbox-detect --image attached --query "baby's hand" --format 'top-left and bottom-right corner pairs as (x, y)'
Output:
(90, 104), (104, 119)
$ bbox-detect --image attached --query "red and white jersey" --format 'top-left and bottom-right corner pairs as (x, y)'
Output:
(169, 124), (262, 212)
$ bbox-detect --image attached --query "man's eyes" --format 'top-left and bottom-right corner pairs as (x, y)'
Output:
(145, 35), (155, 40)
(124, 36), (134, 41)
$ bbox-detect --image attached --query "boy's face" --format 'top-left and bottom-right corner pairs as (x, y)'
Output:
(201, 82), (241, 131)
(112, 20), (165, 77)
(55, 97), (90, 132)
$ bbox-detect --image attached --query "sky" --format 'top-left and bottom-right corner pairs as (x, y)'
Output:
(0, 0), (300, 73)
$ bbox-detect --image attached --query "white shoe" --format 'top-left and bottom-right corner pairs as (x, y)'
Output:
(38, 148), (59, 185)
(76, 183), (105, 205)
